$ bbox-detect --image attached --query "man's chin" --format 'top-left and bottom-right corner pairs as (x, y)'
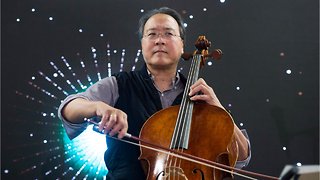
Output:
(148, 62), (176, 69)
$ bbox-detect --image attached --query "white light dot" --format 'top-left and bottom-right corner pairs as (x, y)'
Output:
(203, 8), (207, 11)
(140, 9), (144, 13)
(228, 104), (232, 107)
(42, 113), (47, 117)
(53, 73), (58, 77)
(30, 133), (33, 137)
(236, 86), (240, 91)
(43, 140), (47, 143)
(183, 23), (188, 27)
(207, 61), (213, 66)
(266, 98), (270, 102)
(79, 29), (83, 33)
(296, 162), (302, 166)
(100, 34), (104, 37)
(49, 17), (53, 21)
(4, 169), (9, 173)
(113, 50), (117, 54)
(220, 0), (226, 3)
(240, 123), (244, 127)
(16, 18), (20, 22)
(286, 69), (292, 74)
(282, 146), (287, 150)
(31, 8), (36, 12)
(298, 91), (303, 96)
(280, 52), (285, 57)
(189, 15), (194, 19)
(32, 76), (36, 80)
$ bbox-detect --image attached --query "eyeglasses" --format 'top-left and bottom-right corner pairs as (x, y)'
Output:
(143, 31), (181, 41)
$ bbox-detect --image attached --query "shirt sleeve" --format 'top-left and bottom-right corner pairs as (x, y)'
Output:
(235, 129), (251, 169)
(58, 76), (119, 140)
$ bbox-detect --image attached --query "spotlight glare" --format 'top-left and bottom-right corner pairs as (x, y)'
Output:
(63, 125), (108, 176)
(296, 162), (302, 166)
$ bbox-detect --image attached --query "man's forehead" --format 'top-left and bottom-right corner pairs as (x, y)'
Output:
(144, 14), (179, 28)
(145, 27), (176, 32)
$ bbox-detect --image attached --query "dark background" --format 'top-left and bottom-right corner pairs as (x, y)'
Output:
(2, 0), (319, 179)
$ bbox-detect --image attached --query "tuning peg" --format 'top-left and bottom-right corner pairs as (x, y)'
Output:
(205, 49), (223, 60)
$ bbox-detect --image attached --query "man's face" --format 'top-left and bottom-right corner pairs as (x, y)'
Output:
(141, 13), (184, 70)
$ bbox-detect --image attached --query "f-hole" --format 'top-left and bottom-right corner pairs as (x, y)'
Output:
(192, 168), (205, 180)
(156, 171), (165, 179)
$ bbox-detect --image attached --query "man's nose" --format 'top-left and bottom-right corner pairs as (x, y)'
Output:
(155, 34), (165, 44)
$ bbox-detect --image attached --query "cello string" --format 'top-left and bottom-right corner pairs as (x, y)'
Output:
(174, 53), (199, 171)
(168, 53), (196, 172)
(164, 54), (198, 176)
(176, 54), (200, 168)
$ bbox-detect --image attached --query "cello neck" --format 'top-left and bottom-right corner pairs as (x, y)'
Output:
(170, 48), (204, 150)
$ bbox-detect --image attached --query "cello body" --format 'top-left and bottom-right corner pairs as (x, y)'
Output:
(139, 104), (238, 180)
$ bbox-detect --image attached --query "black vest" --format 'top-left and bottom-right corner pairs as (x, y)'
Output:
(104, 64), (186, 170)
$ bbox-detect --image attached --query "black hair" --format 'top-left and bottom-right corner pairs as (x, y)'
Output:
(138, 7), (186, 41)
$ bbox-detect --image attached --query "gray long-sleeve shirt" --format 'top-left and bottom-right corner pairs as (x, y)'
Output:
(58, 75), (251, 169)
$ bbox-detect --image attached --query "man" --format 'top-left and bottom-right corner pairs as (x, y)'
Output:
(58, 7), (251, 179)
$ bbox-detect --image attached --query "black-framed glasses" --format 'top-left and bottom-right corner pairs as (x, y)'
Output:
(143, 31), (181, 40)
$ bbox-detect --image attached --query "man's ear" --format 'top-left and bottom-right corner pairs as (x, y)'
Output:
(181, 41), (184, 54)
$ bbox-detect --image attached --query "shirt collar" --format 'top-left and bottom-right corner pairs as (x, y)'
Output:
(146, 68), (181, 90)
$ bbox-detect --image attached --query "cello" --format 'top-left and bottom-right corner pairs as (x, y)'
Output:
(139, 35), (238, 180)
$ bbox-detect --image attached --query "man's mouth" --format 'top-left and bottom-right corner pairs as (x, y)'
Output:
(154, 50), (167, 54)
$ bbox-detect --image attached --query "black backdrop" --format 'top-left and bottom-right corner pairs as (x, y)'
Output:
(2, 0), (319, 179)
